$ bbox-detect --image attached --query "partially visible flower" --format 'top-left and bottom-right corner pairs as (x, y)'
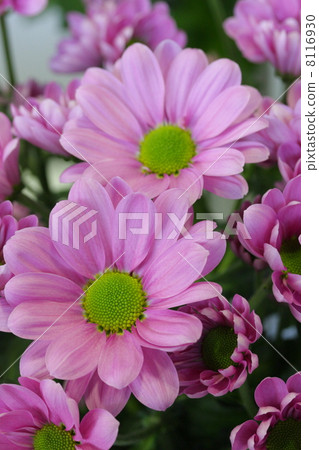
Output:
(51, 0), (186, 73)
(4, 177), (226, 411)
(230, 196), (266, 270)
(11, 80), (80, 156)
(231, 373), (301, 449)
(61, 41), (269, 203)
(0, 113), (20, 201)
(251, 80), (301, 165)
(0, 200), (38, 332)
(0, 0), (47, 16)
(171, 294), (262, 397)
(237, 175), (301, 321)
(0, 377), (119, 449)
(224, 0), (301, 77)
(12, 79), (45, 107)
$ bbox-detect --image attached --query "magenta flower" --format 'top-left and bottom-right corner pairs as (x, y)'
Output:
(231, 372), (301, 449)
(224, 0), (301, 77)
(0, 113), (20, 201)
(237, 175), (301, 321)
(0, 0), (47, 16)
(171, 294), (262, 397)
(251, 81), (301, 165)
(51, 0), (186, 73)
(4, 177), (226, 411)
(0, 377), (119, 449)
(61, 41), (268, 203)
(11, 80), (80, 156)
(0, 200), (38, 332)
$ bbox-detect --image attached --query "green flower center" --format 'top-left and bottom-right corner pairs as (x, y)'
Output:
(138, 125), (196, 176)
(266, 418), (301, 450)
(33, 424), (76, 450)
(280, 236), (301, 275)
(201, 326), (237, 371)
(82, 271), (147, 335)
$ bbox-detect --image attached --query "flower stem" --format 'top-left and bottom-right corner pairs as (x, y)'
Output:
(249, 275), (272, 310)
(0, 13), (16, 87)
(239, 381), (257, 417)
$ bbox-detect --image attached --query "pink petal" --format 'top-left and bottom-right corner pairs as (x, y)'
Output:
(40, 379), (75, 429)
(130, 348), (179, 410)
(20, 341), (51, 379)
(194, 148), (245, 176)
(254, 377), (288, 408)
(80, 409), (119, 450)
(98, 332), (144, 389)
(154, 40), (181, 80)
(204, 174), (248, 199)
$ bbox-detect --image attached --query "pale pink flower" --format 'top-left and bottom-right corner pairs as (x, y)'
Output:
(0, 113), (20, 201)
(237, 175), (301, 321)
(0, 377), (119, 449)
(224, 0), (301, 77)
(171, 294), (262, 398)
(0, 200), (38, 332)
(4, 177), (226, 411)
(11, 80), (80, 156)
(61, 41), (269, 203)
(51, 0), (186, 73)
(0, 0), (47, 16)
(231, 373), (300, 449)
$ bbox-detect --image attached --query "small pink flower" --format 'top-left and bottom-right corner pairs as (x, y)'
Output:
(0, 0), (47, 16)
(237, 175), (301, 321)
(11, 80), (80, 156)
(4, 177), (226, 411)
(231, 372), (301, 449)
(0, 113), (20, 201)
(51, 0), (186, 73)
(224, 0), (301, 77)
(0, 377), (119, 449)
(0, 200), (38, 332)
(61, 41), (269, 203)
(171, 294), (262, 397)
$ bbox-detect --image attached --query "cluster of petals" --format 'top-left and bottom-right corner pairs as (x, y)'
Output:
(11, 80), (80, 156)
(237, 175), (301, 321)
(0, 0), (47, 16)
(0, 201), (38, 332)
(0, 113), (20, 201)
(171, 294), (262, 397)
(231, 372), (301, 449)
(61, 41), (269, 203)
(3, 176), (226, 412)
(224, 0), (301, 77)
(51, 0), (186, 73)
(250, 80), (301, 170)
(0, 377), (119, 449)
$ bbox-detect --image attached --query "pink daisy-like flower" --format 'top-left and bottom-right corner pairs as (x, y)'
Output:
(61, 41), (269, 203)
(4, 177), (226, 411)
(0, 0), (47, 16)
(230, 372), (301, 449)
(51, 0), (186, 73)
(251, 80), (301, 165)
(171, 294), (262, 398)
(0, 200), (38, 332)
(237, 175), (301, 321)
(0, 113), (20, 201)
(11, 80), (80, 156)
(0, 377), (119, 449)
(224, 0), (301, 77)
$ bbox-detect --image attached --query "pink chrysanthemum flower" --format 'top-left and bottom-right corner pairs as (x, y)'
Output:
(0, 377), (119, 449)
(251, 80), (301, 165)
(4, 177), (226, 411)
(0, 0), (47, 16)
(61, 41), (269, 203)
(51, 0), (186, 73)
(11, 80), (80, 156)
(0, 113), (20, 201)
(171, 294), (262, 398)
(224, 0), (301, 77)
(231, 373), (301, 450)
(0, 200), (38, 332)
(237, 175), (301, 321)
